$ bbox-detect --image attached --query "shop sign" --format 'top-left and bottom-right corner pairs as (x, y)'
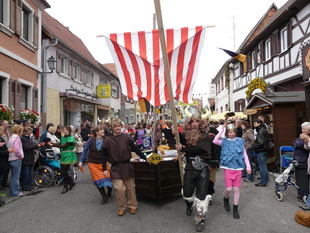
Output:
(147, 153), (163, 165)
(178, 100), (199, 106)
(304, 48), (310, 73)
(97, 84), (111, 98)
(245, 78), (267, 99)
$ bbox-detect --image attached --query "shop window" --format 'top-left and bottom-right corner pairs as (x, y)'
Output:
(280, 27), (288, 52)
(265, 39), (271, 60)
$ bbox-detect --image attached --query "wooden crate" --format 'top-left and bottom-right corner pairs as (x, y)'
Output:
(133, 161), (182, 202)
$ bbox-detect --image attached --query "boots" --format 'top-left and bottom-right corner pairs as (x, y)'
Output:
(68, 177), (75, 190)
(233, 205), (240, 219)
(185, 201), (193, 216)
(223, 197), (230, 212)
(61, 185), (69, 194)
(97, 187), (107, 205)
(107, 187), (112, 198)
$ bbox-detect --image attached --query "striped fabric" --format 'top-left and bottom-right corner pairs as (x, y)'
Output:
(104, 26), (206, 107)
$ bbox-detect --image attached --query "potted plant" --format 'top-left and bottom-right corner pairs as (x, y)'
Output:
(20, 108), (40, 124)
(0, 105), (14, 123)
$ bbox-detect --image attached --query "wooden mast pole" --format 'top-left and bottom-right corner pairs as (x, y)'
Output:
(153, 0), (183, 184)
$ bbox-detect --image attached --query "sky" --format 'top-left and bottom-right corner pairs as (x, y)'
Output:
(45, 0), (288, 97)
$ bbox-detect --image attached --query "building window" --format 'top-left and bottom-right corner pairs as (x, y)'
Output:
(22, 7), (30, 41)
(265, 39), (271, 60)
(60, 55), (69, 76)
(86, 70), (92, 86)
(99, 77), (107, 85)
(20, 85), (28, 109)
(280, 28), (288, 52)
(111, 84), (118, 98)
(74, 65), (82, 82)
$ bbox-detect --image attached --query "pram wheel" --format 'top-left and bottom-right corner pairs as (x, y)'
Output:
(302, 195), (308, 203)
(33, 165), (55, 188)
(54, 179), (61, 186)
(275, 191), (284, 202)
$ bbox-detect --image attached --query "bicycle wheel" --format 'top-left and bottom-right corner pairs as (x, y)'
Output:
(33, 165), (55, 188)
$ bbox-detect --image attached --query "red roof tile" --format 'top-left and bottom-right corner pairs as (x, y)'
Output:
(103, 63), (119, 78)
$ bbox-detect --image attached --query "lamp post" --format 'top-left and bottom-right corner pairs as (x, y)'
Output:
(41, 55), (57, 126)
(43, 56), (56, 74)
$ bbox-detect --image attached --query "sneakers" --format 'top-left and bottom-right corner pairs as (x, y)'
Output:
(195, 219), (205, 232)
(299, 204), (310, 210)
(243, 178), (253, 183)
(255, 183), (267, 187)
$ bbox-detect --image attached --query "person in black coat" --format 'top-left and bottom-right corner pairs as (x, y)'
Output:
(0, 126), (14, 206)
(20, 127), (43, 191)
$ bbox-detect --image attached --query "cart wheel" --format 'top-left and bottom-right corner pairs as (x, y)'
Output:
(303, 195), (308, 203)
(275, 191), (283, 202)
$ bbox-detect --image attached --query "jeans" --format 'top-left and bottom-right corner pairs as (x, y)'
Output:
(183, 167), (209, 200)
(9, 160), (22, 196)
(256, 151), (269, 185)
(21, 165), (34, 191)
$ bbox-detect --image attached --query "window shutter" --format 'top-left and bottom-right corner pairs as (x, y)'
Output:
(247, 53), (252, 71)
(82, 67), (86, 84)
(15, 0), (22, 36)
(287, 21), (292, 48)
(10, 0), (16, 31)
(259, 41), (265, 62)
(72, 63), (76, 79)
(15, 81), (21, 119)
(91, 72), (94, 86)
(9, 79), (16, 108)
(234, 101), (239, 112)
(241, 99), (245, 110)
(56, 51), (61, 73)
(33, 14), (39, 47)
(32, 87), (38, 112)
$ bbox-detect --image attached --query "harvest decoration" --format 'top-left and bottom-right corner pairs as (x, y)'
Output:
(0, 105), (14, 123)
(20, 108), (40, 124)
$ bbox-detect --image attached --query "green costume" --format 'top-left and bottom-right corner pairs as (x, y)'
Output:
(60, 135), (77, 165)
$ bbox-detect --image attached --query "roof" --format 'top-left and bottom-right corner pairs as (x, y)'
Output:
(42, 11), (100, 70)
(238, 0), (308, 53)
(245, 91), (305, 109)
(103, 63), (119, 78)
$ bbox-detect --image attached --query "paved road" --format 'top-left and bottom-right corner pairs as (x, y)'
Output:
(0, 165), (309, 233)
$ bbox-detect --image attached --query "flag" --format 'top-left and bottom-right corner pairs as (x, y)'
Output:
(219, 48), (247, 73)
(138, 98), (150, 113)
(104, 26), (206, 107)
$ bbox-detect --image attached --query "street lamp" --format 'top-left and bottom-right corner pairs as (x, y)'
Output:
(43, 56), (56, 74)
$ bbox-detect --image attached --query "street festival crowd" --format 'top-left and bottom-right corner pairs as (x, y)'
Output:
(0, 114), (310, 232)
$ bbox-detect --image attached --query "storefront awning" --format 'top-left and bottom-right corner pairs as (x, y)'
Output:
(244, 91), (305, 110)
(60, 92), (98, 105)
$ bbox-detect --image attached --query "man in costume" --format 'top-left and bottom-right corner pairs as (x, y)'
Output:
(176, 113), (212, 232)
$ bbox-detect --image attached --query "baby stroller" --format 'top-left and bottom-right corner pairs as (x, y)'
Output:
(33, 148), (63, 188)
(274, 161), (309, 203)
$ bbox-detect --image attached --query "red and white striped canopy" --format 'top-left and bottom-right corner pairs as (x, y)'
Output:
(104, 26), (206, 107)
